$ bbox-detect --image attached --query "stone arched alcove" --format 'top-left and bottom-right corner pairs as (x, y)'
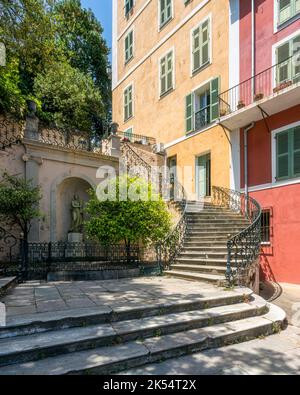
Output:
(50, 175), (94, 242)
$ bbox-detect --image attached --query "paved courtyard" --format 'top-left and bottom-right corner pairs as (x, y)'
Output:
(1, 277), (299, 375)
(1, 277), (223, 326)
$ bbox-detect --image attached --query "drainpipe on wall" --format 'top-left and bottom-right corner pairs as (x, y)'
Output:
(244, 123), (255, 203)
(251, 0), (256, 97)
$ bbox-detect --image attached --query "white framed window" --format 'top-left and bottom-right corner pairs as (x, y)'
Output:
(159, 49), (175, 96)
(125, 0), (134, 16)
(124, 29), (134, 64)
(124, 84), (133, 121)
(275, 33), (300, 86)
(271, 121), (300, 183)
(159, 0), (173, 29)
(185, 77), (220, 134)
(191, 17), (211, 74)
(277, 0), (300, 26)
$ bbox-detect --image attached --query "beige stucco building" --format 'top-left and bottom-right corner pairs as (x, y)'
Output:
(112, 0), (236, 199)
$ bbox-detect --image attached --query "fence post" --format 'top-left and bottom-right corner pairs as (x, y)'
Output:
(20, 238), (28, 282)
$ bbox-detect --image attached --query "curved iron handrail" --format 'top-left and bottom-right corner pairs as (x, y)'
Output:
(121, 141), (188, 273)
(156, 182), (188, 273)
(212, 186), (262, 286)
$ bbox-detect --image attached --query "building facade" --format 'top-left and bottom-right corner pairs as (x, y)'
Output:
(112, 0), (232, 200)
(220, 0), (300, 283)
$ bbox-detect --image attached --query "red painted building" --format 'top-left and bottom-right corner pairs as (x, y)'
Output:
(221, 0), (300, 283)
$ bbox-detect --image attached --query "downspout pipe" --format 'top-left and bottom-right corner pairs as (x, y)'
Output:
(251, 0), (255, 97)
(244, 122), (255, 203)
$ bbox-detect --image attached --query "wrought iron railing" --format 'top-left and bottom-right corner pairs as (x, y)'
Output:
(156, 182), (188, 272)
(0, 117), (24, 150)
(117, 131), (156, 146)
(27, 241), (140, 264)
(219, 54), (300, 116)
(195, 107), (210, 131)
(37, 125), (104, 154)
(212, 186), (262, 286)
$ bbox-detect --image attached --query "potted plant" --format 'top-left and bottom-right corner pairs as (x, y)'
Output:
(220, 108), (227, 117)
(237, 100), (245, 110)
(273, 80), (292, 94)
(254, 93), (264, 101)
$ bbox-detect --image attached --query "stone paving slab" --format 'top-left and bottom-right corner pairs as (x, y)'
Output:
(0, 277), (224, 324)
(122, 325), (300, 375)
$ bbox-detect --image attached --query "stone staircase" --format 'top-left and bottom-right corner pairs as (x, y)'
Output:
(0, 285), (286, 375)
(165, 201), (250, 286)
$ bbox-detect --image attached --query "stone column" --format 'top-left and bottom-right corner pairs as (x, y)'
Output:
(107, 133), (121, 158)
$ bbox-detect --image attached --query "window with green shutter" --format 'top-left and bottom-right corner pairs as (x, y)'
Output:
(192, 19), (210, 73)
(276, 126), (300, 181)
(276, 34), (300, 86)
(125, 30), (133, 63)
(186, 77), (220, 134)
(160, 0), (173, 28)
(125, 0), (134, 16)
(124, 85), (133, 121)
(278, 0), (300, 25)
(185, 94), (194, 133)
(160, 51), (174, 96)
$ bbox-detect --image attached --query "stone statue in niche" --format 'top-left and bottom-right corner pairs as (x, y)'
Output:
(70, 195), (84, 234)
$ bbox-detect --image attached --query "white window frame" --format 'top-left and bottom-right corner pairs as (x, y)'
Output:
(124, 28), (134, 64)
(190, 14), (212, 77)
(158, 0), (174, 31)
(123, 83), (134, 122)
(271, 119), (300, 183)
(274, 0), (300, 32)
(272, 28), (300, 87)
(124, 0), (135, 17)
(158, 47), (175, 97)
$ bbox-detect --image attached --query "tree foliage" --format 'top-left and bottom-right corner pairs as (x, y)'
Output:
(0, 0), (110, 128)
(0, 172), (42, 239)
(85, 176), (172, 250)
(34, 61), (104, 130)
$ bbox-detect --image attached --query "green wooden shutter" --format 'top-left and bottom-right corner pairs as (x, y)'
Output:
(279, 0), (292, 24)
(293, 127), (300, 176)
(292, 35), (300, 80)
(296, 0), (300, 13)
(192, 27), (200, 71)
(160, 57), (166, 95)
(210, 77), (219, 122)
(166, 52), (173, 91)
(186, 94), (194, 133)
(124, 127), (133, 141)
(276, 131), (290, 179)
(201, 19), (210, 66)
(276, 42), (291, 84)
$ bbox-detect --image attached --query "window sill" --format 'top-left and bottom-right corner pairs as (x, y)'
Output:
(124, 115), (134, 123)
(159, 87), (174, 100)
(159, 17), (173, 32)
(261, 242), (271, 246)
(125, 56), (134, 66)
(276, 13), (300, 32)
(192, 61), (211, 77)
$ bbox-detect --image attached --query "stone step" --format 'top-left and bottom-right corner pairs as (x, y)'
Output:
(187, 213), (243, 218)
(0, 288), (253, 340)
(187, 218), (249, 223)
(179, 252), (228, 259)
(0, 277), (18, 298)
(187, 230), (242, 236)
(0, 298), (285, 375)
(176, 257), (238, 266)
(187, 223), (247, 232)
(165, 270), (226, 285)
(171, 264), (228, 275)
(0, 299), (267, 367)
(182, 246), (228, 252)
(184, 241), (227, 247)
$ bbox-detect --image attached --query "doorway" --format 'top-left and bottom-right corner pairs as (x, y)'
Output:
(167, 156), (177, 200)
(196, 153), (211, 199)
